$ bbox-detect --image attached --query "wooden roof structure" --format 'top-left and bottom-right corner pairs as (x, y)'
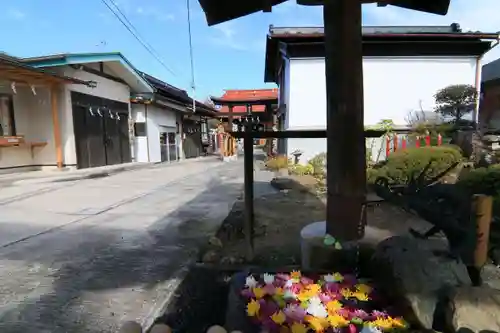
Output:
(0, 54), (95, 86)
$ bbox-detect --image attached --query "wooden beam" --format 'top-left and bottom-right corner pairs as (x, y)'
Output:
(50, 85), (63, 169)
(324, 0), (366, 241)
(228, 129), (395, 139)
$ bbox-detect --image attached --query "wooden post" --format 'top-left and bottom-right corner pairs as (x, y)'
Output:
(228, 105), (234, 131)
(50, 85), (63, 169)
(472, 194), (493, 270)
(324, 0), (366, 241)
(243, 104), (255, 261)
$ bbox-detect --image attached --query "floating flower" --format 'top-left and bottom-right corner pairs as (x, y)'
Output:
(328, 314), (350, 328)
(352, 291), (369, 302)
(306, 284), (321, 295)
(245, 275), (258, 288)
(351, 309), (369, 320)
(369, 317), (397, 330)
(283, 304), (307, 323)
(305, 315), (329, 332)
(253, 287), (266, 299)
(371, 310), (387, 319)
(247, 299), (260, 316)
(306, 300), (328, 318)
(271, 311), (287, 325)
(326, 300), (343, 314)
(242, 272), (408, 333)
(355, 283), (372, 294)
(290, 323), (308, 333)
(341, 288), (353, 298)
(290, 270), (301, 281)
(263, 273), (275, 285)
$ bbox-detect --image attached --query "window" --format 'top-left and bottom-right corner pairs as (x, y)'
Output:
(134, 122), (147, 137)
(0, 95), (16, 136)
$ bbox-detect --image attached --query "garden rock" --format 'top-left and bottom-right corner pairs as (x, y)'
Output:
(119, 321), (142, 333)
(444, 285), (500, 332)
(202, 249), (220, 263)
(372, 236), (471, 330)
(149, 324), (173, 333)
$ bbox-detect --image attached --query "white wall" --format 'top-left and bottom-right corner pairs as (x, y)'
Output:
(131, 103), (182, 163)
(0, 84), (57, 170)
(285, 56), (479, 163)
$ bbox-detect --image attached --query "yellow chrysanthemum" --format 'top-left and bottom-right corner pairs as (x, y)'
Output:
(290, 270), (302, 280)
(390, 317), (408, 328)
(352, 291), (370, 301)
(326, 300), (343, 314)
(355, 283), (372, 294)
(306, 284), (321, 294)
(332, 273), (344, 282)
(271, 311), (287, 325)
(327, 314), (349, 328)
(297, 291), (312, 303)
(290, 323), (309, 333)
(246, 299), (260, 317)
(305, 315), (330, 332)
(370, 317), (395, 330)
(340, 288), (352, 298)
(275, 287), (285, 296)
(252, 287), (266, 299)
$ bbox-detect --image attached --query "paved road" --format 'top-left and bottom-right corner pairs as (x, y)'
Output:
(0, 158), (245, 333)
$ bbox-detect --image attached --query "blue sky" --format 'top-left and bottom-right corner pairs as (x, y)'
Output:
(2, 0), (499, 101)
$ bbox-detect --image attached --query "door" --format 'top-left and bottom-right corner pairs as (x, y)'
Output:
(160, 132), (168, 162)
(183, 119), (202, 159)
(167, 132), (178, 162)
(104, 111), (121, 166)
(71, 92), (131, 169)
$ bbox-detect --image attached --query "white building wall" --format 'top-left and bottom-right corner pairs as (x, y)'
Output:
(131, 103), (182, 163)
(0, 85), (57, 171)
(285, 56), (479, 164)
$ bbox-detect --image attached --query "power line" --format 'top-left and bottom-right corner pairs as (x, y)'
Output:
(186, 0), (197, 112)
(100, 0), (178, 77)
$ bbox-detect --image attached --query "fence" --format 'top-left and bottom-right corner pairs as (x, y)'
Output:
(385, 133), (443, 157)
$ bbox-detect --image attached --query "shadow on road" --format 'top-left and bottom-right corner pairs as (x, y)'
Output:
(0, 177), (243, 333)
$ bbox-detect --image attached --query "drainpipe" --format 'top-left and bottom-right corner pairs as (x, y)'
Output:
(145, 103), (151, 162)
(475, 37), (500, 128)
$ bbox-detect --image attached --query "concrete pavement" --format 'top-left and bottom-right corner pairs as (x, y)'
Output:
(0, 158), (244, 332)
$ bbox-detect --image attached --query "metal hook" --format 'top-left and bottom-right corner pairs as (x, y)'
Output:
(89, 107), (95, 116)
(11, 82), (16, 94)
(108, 109), (114, 119)
(97, 107), (103, 117)
(116, 112), (121, 120)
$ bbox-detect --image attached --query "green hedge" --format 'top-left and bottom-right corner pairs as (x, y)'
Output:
(369, 145), (463, 184)
(457, 165), (500, 197)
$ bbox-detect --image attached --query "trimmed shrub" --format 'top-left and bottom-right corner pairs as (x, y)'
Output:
(265, 155), (290, 171)
(373, 145), (463, 184)
(457, 165), (500, 197)
(289, 163), (314, 176)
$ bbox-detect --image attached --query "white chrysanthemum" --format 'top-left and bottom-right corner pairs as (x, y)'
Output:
(245, 275), (258, 288)
(323, 274), (335, 283)
(284, 279), (294, 288)
(308, 296), (322, 306)
(361, 326), (382, 333)
(263, 273), (275, 285)
(306, 302), (328, 318)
